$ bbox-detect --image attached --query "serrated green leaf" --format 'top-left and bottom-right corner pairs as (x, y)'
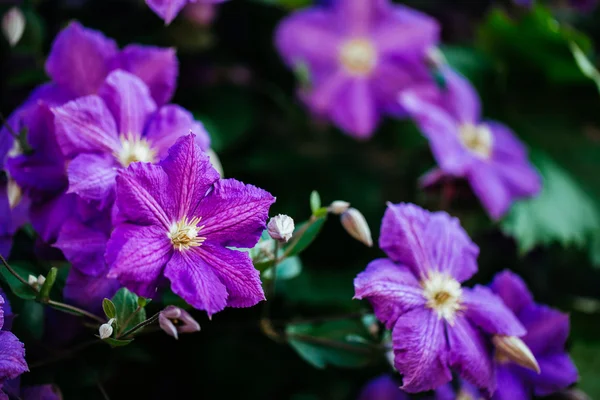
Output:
(111, 288), (146, 334)
(501, 153), (600, 254)
(0, 263), (37, 300)
(102, 298), (117, 320)
(263, 256), (302, 280)
(309, 191), (321, 215)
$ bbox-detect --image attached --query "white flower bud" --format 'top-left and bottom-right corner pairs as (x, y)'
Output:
(493, 335), (540, 373)
(340, 208), (373, 247)
(27, 274), (45, 289)
(267, 214), (295, 243)
(328, 200), (350, 215)
(2, 7), (25, 47)
(99, 318), (115, 340)
(28, 274), (37, 286)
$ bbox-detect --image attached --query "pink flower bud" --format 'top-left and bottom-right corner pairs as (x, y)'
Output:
(2, 7), (25, 47)
(159, 306), (201, 340)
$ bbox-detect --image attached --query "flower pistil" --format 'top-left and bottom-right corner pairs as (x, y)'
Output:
(168, 216), (206, 251)
(422, 271), (463, 323)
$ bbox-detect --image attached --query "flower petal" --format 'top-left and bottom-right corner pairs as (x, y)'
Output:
(493, 365), (529, 400)
(0, 331), (27, 381)
(146, 0), (189, 24)
(519, 303), (570, 356)
(115, 162), (172, 229)
(357, 375), (408, 400)
(439, 67), (481, 123)
(52, 95), (120, 158)
(106, 224), (173, 293)
(353, 258), (425, 329)
(332, 0), (388, 34)
(447, 316), (495, 395)
(30, 193), (77, 244)
(66, 153), (117, 207)
(196, 243), (265, 308)
(467, 162), (513, 220)
(63, 269), (119, 315)
(489, 270), (534, 315)
(164, 249), (228, 316)
(116, 45), (178, 106)
(45, 22), (118, 97)
(198, 178), (275, 248)
(275, 9), (340, 70)
(159, 134), (220, 220)
(463, 285), (526, 336)
(144, 105), (210, 160)
(373, 6), (439, 56)
(98, 70), (157, 137)
(391, 307), (451, 393)
(527, 353), (578, 396)
(330, 78), (380, 139)
(55, 217), (108, 277)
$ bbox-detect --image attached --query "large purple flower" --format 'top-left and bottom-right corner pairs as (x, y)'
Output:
(0, 292), (28, 400)
(146, 0), (227, 24)
(488, 271), (578, 400)
(357, 375), (455, 400)
(52, 69), (209, 209)
(106, 134), (275, 316)
(399, 67), (541, 220)
(275, 0), (439, 138)
(354, 203), (525, 394)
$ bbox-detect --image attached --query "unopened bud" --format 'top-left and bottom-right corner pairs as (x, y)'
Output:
(267, 214), (295, 243)
(2, 7), (25, 47)
(493, 335), (540, 373)
(561, 389), (592, 400)
(206, 148), (224, 177)
(425, 46), (446, 69)
(340, 208), (373, 247)
(328, 200), (350, 215)
(99, 318), (115, 339)
(27, 274), (45, 290)
(159, 306), (201, 340)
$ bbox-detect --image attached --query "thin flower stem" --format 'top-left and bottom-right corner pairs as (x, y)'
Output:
(118, 313), (160, 339)
(118, 306), (142, 336)
(278, 215), (319, 262)
(46, 300), (105, 324)
(96, 380), (111, 400)
(260, 241), (282, 342)
(0, 254), (36, 289)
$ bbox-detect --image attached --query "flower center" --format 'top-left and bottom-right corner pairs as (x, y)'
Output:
(422, 272), (462, 323)
(168, 216), (206, 251)
(7, 178), (22, 209)
(339, 38), (377, 76)
(458, 123), (493, 159)
(117, 136), (156, 167)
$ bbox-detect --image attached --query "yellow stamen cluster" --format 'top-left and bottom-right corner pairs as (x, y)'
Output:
(458, 123), (493, 159)
(339, 38), (378, 76)
(168, 216), (206, 251)
(422, 271), (463, 323)
(117, 136), (156, 167)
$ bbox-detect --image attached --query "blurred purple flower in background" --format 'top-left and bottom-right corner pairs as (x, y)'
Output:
(354, 203), (525, 394)
(275, 0), (439, 138)
(107, 135), (275, 316)
(52, 69), (209, 209)
(488, 270), (578, 400)
(146, 0), (227, 25)
(357, 375), (456, 400)
(399, 67), (541, 220)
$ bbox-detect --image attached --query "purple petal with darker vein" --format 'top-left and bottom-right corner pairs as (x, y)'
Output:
(146, 0), (189, 24)
(116, 45), (178, 106)
(447, 316), (495, 395)
(196, 178), (275, 248)
(45, 22), (118, 97)
(66, 153), (117, 207)
(353, 258), (425, 329)
(391, 307), (451, 392)
(195, 243), (265, 308)
(462, 285), (525, 336)
(160, 134), (220, 220)
(54, 217), (108, 277)
(63, 269), (119, 315)
(0, 331), (27, 382)
(489, 270), (534, 315)
(52, 95), (120, 158)
(164, 249), (228, 316)
(492, 365), (529, 400)
(98, 70), (157, 137)
(144, 105), (210, 160)
(357, 375), (408, 400)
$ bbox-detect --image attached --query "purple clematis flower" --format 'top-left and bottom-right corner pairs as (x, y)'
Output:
(106, 134), (275, 316)
(0, 291), (28, 400)
(275, 0), (439, 138)
(399, 67), (541, 220)
(488, 270), (578, 400)
(146, 0), (227, 25)
(354, 203), (526, 394)
(52, 69), (210, 209)
(357, 375), (455, 400)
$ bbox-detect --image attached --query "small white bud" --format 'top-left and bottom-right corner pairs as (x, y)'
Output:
(2, 7), (25, 47)
(425, 46), (446, 68)
(267, 214), (295, 243)
(99, 318), (115, 340)
(328, 200), (350, 215)
(340, 208), (373, 247)
(493, 335), (540, 373)
(28, 274), (37, 286)
(27, 274), (45, 289)
(37, 275), (46, 286)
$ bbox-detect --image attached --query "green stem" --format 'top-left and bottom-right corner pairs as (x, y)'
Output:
(0, 254), (35, 289)
(260, 241), (282, 342)
(118, 313), (160, 339)
(278, 215), (319, 261)
(118, 306), (142, 336)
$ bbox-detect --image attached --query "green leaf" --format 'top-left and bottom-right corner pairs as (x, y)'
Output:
(263, 256), (302, 280)
(277, 269), (358, 308)
(501, 152), (600, 254)
(570, 341), (600, 398)
(286, 320), (378, 369)
(439, 45), (493, 84)
(309, 191), (321, 215)
(137, 297), (151, 308)
(570, 41), (600, 94)
(0, 263), (37, 300)
(102, 298), (117, 320)
(101, 337), (134, 348)
(111, 288), (146, 334)
(37, 267), (57, 301)
(18, 301), (44, 341)
(283, 217), (327, 258)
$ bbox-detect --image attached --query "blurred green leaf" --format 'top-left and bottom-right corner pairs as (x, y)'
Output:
(286, 320), (378, 369)
(278, 269), (358, 308)
(263, 256), (302, 280)
(283, 217), (327, 258)
(102, 298), (117, 320)
(250, 0), (312, 10)
(111, 288), (146, 334)
(0, 263), (37, 300)
(570, 341), (600, 398)
(570, 41), (600, 93)
(102, 337), (134, 348)
(440, 45), (493, 84)
(19, 300), (44, 341)
(501, 152), (600, 254)
(309, 190), (321, 215)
